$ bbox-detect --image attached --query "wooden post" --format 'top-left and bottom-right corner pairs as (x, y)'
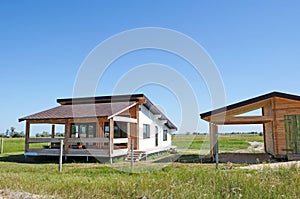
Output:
(64, 120), (70, 153)
(51, 124), (55, 138)
(59, 139), (63, 172)
(215, 132), (219, 170)
(109, 118), (114, 160)
(130, 139), (134, 169)
(1, 137), (3, 154)
(96, 119), (101, 149)
(25, 121), (30, 152)
(209, 123), (216, 158)
(127, 122), (130, 150)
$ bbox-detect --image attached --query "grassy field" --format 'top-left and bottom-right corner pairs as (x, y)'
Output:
(0, 161), (299, 198)
(172, 134), (264, 152)
(0, 134), (264, 155)
(0, 138), (44, 153)
(0, 136), (299, 198)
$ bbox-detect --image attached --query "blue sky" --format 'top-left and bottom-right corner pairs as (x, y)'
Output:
(1, 1), (300, 134)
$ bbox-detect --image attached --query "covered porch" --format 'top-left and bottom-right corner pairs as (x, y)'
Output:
(19, 100), (140, 159)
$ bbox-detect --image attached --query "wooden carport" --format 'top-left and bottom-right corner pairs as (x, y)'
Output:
(200, 91), (300, 160)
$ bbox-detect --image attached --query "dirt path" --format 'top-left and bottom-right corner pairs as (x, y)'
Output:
(240, 161), (300, 170)
(235, 141), (264, 153)
(0, 189), (54, 199)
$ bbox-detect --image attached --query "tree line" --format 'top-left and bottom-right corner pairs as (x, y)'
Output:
(1, 127), (64, 138)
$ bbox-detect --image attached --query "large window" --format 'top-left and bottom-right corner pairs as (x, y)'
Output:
(163, 129), (168, 141)
(104, 122), (128, 138)
(70, 123), (96, 138)
(143, 124), (150, 139)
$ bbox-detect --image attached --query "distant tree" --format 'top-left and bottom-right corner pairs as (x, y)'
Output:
(5, 129), (9, 137)
(186, 132), (191, 135)
(38, 131), (50, 137)
(10, 127), (15, 134)
(55, 132), (64, 137)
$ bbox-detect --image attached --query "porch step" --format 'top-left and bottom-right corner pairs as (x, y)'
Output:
(125, 151), (146, 162)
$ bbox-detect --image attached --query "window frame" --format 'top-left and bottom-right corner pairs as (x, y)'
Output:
(163, 129), (168, 141)
(143, 124), (150, 139)
(104, 121), (128, 138)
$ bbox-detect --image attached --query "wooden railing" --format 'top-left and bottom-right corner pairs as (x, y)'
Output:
(27, 137), (127, 156)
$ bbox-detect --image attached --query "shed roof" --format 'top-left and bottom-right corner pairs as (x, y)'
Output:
(200, 91), (300, 119)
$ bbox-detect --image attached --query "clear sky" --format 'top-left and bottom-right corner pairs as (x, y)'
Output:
(1, 1), (300, 135)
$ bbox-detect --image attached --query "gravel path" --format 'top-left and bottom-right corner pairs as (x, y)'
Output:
(0, 189), (54, 199)
(240, 161), (300, 170)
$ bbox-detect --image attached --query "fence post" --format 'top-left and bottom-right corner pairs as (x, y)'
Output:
(130, 139), (134, 169)
(59, 139), (63, 172)
(215, 133), (219, 170)
(1, 137), (3, 154)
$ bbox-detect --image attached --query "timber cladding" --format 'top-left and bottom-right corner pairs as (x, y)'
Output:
(200, 91), (300, 159)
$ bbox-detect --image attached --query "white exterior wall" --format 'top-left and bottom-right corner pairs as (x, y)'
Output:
(138, 105), (172, 151)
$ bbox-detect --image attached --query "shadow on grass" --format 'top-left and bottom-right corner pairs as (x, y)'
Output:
(152, 154), (213, 163)
(0, 154), (58, 164)
(0, 153), (107, 164)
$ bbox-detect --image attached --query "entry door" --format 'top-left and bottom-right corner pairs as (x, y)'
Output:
(155, 126), (158, 147)
(284, 115), (300, 154)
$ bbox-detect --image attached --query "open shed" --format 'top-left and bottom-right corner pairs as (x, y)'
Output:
(200, 91), (300, 160)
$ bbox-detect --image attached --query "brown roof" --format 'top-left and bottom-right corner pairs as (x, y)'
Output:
(19, 94), (177, 130)
(19, 101), (136, 122)
(200, 91), (300, 119)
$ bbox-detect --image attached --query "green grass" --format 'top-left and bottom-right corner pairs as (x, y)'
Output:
(0, 161), (298, 198)
(172, 134), (264, 152)
(0, 138), (44, 154)
(0, 136), (298, 198)
(0, 135), (264, 155)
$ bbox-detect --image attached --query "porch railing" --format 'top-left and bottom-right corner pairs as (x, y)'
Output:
(27, 137), (128, 156)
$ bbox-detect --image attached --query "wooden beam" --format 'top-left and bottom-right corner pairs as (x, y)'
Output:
(209, 123), (217, 157)
(64, 119), (70, 152)
(107, 102), (138, 119)
(210, 116), (273, 125)
(203, 99), (271, 122)
(113, 116), (137, 123)
(51, 124), (55, 138)
(25, 121), (30, 152)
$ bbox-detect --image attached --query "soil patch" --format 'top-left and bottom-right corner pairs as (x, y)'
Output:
(218, 153), (273, 164)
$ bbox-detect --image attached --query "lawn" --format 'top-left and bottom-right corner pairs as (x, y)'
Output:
(0, 138), (44, 154)
(1, 134), (264, 155)
(0, 161), (299, 198)
(0, 136), (299, 198)
(172, 134), (264, 152)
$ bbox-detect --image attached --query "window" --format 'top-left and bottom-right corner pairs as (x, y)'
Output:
(155, 126), (158, 146)
(163, 129), (168, 141)
(143, 124), (150, 139)
(70, 123), (96, 147)
(70, 123), (96, 138)
(104, 122), (128, 138)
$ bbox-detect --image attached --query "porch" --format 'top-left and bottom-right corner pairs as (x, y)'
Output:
(25, 137), (129, 157)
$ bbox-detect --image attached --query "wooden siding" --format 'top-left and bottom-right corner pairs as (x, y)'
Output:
(271, 97), (300, 156)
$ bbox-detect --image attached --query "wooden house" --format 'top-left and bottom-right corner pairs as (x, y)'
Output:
(19, 94), (177, 162)
(200, 91), (300, 160)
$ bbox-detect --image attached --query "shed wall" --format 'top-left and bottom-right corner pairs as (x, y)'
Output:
(272, 97), (300, 157)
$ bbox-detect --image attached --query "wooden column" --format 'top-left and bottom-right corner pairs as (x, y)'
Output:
(109, 118), (114, 156)
(25, 121), (30, 152)
(51, 124), (55, 138)
(209, 123), (218, 157)
(96, 119), (101, 149)
(64, 120), (70, 152)
(127, 122), (131, 150)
